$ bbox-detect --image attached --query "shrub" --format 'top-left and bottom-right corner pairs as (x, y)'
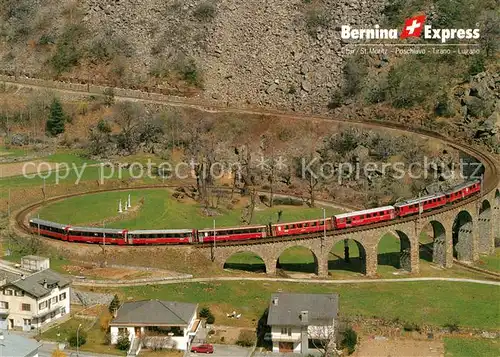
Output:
(341, 327), (357, 355)
(387, 60), (440, 108)
(444, 322), (459, 333)
(109, 294), (120, 314)
(38, 33), (55, 45)
(305, 9), (330, 36)
(403, 322), (421, 332)
(50, 25), (85, 74)
(342, 57), (368, 97)
(193, 2), (216, 21)
(468, 55), (486, 77)
(236, 330), (256, 347)
(103, 88), (115, 107)
(51, 349), (67, 357)
(68, 330), (87, 347)
(100, 310), (112, 331)
(327, 90), (343, 109)
(46, 98), (66, 136)
(199, 307), (215, 324)
(116, 333), (131, 351)
(434, 93), (455, 117)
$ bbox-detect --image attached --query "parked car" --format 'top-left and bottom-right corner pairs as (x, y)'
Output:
(191, 344), (214, 353)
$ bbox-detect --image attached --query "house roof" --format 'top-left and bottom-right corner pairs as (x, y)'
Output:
(8, 269), (71, 298)
(267, 293), (338, 326)
(0, 332), (40, 356)
(111, 300), (197, 327)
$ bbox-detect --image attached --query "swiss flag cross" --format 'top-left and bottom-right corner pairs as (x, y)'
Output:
(400, 15), (427, 39)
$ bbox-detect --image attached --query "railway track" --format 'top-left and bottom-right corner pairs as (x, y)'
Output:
(8, 78), (499, 252)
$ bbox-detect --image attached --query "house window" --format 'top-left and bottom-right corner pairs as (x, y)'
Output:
(59, 292), (67, 300)
(60, 307), (66, 315)
(39, 301), (48, 310)
(23, 319), (31, 326)
(15, 290), (24, 296)
(51, 296), (58, 304)
(3, 290), (12, 296)
(0, 301), (8, 309)
(21, 304), (31, 312)
(281, 327), (292, 336)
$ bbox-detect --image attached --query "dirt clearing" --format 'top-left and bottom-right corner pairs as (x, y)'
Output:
(0, 160), (56, 178)
(353, 337), (444, 357)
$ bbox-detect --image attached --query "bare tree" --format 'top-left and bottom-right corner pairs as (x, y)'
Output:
(112, 102), (146, 154)
(308, 324), (339, 357)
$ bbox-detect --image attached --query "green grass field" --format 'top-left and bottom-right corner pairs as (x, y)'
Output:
(42, 316), (124, 356)
(444, 337), (500, 357)
(474, 248), (500, 273)
(36, 189), (340, 228)
(107, 280), (499, 330)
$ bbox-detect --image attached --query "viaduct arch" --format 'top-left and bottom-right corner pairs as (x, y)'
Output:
(204, 188), (499, 277)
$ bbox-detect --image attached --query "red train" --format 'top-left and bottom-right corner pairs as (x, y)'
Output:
(28, 179), (481, 245)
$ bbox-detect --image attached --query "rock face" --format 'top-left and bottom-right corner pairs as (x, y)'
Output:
(455, 71), (500, 150)
(0, 0), (387, 113)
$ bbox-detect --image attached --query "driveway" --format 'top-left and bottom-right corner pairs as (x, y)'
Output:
(188, 344), (252, 357)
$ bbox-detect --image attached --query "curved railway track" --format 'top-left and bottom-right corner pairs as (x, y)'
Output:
(8, 78), (499, 253)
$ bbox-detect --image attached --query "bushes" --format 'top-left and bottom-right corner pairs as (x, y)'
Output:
(305, 8), (330, 36)
(199, 307), (215, 324)
(68, 330), (87, 348)
(109, 294), (120, 314)
(50, 25), (86, 74)
(236, 330), (256, 347)
(386, 60), (440, 108)
(341, 327), (358, 355)
(193, 2), (216, 21)
(116, 333), (131, 351)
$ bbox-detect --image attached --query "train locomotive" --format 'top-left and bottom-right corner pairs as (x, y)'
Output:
(28, 180), (481, 245)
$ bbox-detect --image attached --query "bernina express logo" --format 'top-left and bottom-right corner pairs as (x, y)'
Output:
(341, 14), (480, 43)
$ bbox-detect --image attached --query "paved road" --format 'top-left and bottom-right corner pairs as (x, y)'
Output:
(73, 275), (500, 287)
(188, 344), (251, 357)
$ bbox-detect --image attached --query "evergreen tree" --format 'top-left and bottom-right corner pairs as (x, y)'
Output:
(46, 98), (66, 136)
(109, 294), (121, 314)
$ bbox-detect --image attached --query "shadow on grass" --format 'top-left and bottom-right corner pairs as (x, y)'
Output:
(328, 255), (366, 275)
(277, 260), (317, 274)
(419, 242), (434, 262)
(223, 262), (266, 273)
(377, 252), (401, 269)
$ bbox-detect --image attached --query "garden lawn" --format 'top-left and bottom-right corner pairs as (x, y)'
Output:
(42, 317), (124, 356)
(110, 280), (499, 330)
(444, 337), (500, 357)
(36, 189), (340, 228)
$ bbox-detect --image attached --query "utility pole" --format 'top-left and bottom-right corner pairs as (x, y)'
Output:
(212, 219), (216, 262)
(322, 208), (326, 251)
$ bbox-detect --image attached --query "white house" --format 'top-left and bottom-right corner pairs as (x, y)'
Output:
(0, 269), (71, 330)
(267, 292), (339, 354)
(110, 299), (200, 354)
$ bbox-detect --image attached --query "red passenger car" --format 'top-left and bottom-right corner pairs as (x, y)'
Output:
(394, 193), (446, 217)
(67, 226), (128, 245)
(271, 218), (333, 237)
(198, 225), (267, 243)
(30, 218), (69, 241)
(333, 206), (395, 229)
(127, 229), (195, 245)
(445, 180), (481, 204)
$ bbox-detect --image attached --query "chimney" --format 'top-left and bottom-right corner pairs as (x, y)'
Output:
(42, 279), (47, 288)
(272, 297), (279, 306)
(300, 311), (309, 324)
(21, 274), (25, 280)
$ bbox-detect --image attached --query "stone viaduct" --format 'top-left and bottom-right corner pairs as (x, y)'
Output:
(199, 187), (500, 277)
